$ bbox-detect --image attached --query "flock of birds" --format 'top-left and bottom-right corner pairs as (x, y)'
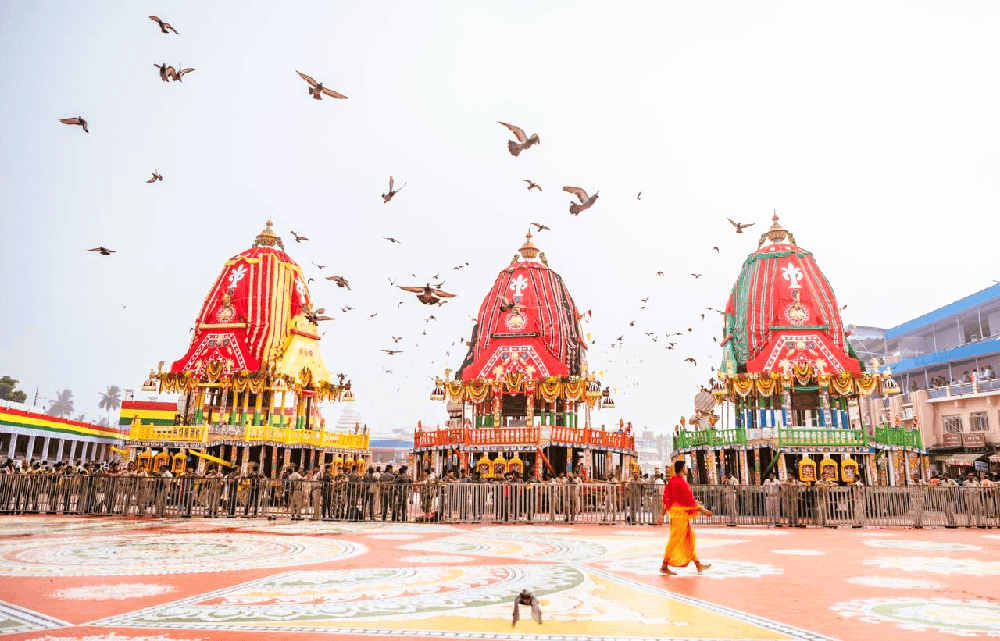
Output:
(69, 13), (776, 419)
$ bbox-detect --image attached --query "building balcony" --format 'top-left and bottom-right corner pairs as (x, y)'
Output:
(674, 427), (747, 449)
(872, 426), (923, 448)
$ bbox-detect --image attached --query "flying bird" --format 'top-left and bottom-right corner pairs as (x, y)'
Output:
(511, 589), (542, 627)
(452, 263), (468, 270)
(840, 304), (848, 311)
(312, 262), (327, 270)
(367, 312), (378, 320)
(173, 65), (195, 81)
(154, 63), (175, 82)
(728, 218), (755, 233)
(637, 191), (642, 200)
(325, 275), (350, 289)
(684, 357), (697, 365)
(305, 307), (333, 323)
(524, 179), (542, 191)
(391, 336), (402, 343)
(530, 222), (550, 233)
(290, 230), (308, 243)
(340, 305), (354, 312)
(59, 117), (88, 133)
(399, 283), (456, 305)
(712, 246), (720, 252)
(382, 175), (406, 203)
(640, 297), (649, 303)
(691, 273), (701, 279)
(384, 237), (402, 244)
(149, 16), (178, 34)
(146, 169), (163, 183)
(656, 271), (664, 276)
(295, 70), (347, 100)
(87, 246), (115, 256)
(381, 349), (403, 355)
(563, 186), (599, 215)
(499, 122), (540, 156)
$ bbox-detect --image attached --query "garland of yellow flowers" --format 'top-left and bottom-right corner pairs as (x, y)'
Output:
(537, 377), (562, 404)
(563, 379), (586, 401)
(504, 371), (524, 393)
(445, 380), (465, 402)
(754, 374), (778, 396)
(732, 374), (754, 398)
(856, 372), (879, 396)
(831, 371), (855, 395)
(465, 379), (491, 403)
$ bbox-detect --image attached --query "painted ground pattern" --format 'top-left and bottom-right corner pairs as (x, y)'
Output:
(0, 516), (997, 640)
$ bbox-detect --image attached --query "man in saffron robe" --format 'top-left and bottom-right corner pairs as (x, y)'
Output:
(660, 460), (712, 575)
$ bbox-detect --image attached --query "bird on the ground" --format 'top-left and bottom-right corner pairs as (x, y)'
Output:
(146, 169), (163, 183)
(712, 246), (720, 252)
(684, 357), (697, 365)
(384, 237), (401, 244)
(325, 275), (350, 289)
(290, 230), (308, 243)
(382, 175), (406, 203)
(511, 589), (542, 627)
(381, 349), (403, 355)
(154, 63), (175, 82)
(563, 186), (599, 215)
(691, 273), (701, 279)
(399, 284), (455, 305)
(59, 117), (88, 133)
(499, 122), (540, 156)
(149, 16), (178, 34)
(312, 262), (327, 270)
(88, 246), (115, 256)
(295, 70), (347, 100)
(728, 218), (755, 233)
(530, 222), (550, 232)
(524, 179), (542, 191)
(172, 65), (195, 81)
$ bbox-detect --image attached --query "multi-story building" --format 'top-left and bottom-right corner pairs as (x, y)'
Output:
(849, 283), (1000, 477)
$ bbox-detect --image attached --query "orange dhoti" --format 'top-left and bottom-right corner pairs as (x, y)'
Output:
(662, 505), (701, 568)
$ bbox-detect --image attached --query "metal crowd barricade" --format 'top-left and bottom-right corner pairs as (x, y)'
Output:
(3, 475), (1000, 528)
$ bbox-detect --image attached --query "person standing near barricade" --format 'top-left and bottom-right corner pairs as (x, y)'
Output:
(287, 466), (304, 520)
(319, 464), (333, 520)
(331, 466), (348, 519)
(346, 465), (361, 520)
(308, 467), (322, 520)
(225, 468), (240, 517)
(420, 469), (436, 519)
(244, 464), (262, 517)
(204, 465), (222, 517)
(763, 473), (780, 526)
(394, 465), (412, 522)
(652, 469), (666, 526)
(361, 466), (376, 520)
(660, 460), (712, 575)
(566, 472), (581, 523)
(379, 464), (396, 521)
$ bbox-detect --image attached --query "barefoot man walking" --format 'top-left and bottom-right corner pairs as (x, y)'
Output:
(660, 460), (713, 575)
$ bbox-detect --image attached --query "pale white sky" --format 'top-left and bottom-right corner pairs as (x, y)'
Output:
(2, 1), (999, 431)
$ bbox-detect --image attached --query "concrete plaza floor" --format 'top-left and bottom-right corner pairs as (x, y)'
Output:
(0, 516), (998, 640)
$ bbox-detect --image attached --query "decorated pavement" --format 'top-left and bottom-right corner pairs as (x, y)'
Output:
(0, 516), (998, 640)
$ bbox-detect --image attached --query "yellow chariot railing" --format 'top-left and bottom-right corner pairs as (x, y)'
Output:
(127, 424), (208, 443)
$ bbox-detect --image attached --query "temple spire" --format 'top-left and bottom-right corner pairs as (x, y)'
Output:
(254, 218), (285, 251)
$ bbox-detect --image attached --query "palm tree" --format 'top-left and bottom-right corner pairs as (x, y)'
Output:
(98, 385), (123, 424)
(47, 389), (74, 418)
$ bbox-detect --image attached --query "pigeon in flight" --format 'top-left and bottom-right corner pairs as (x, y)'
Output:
(499, 122), (540, 156)
(295, 70), (347, 100)
(325, 275), (350, 289)
(728, 218), (755, 233)
(59, 117), (88, 133)
(88, 246), (115, 256)
(563, 186), (599, 215)
(382, 175), (406, 203)
(290, 230), (308, 243)
(384, 237), (402, 244)
(381, 349), (403, 355)
(523, 179), (542, 191)
(399, 284), (456, 306)
(149, 16), (178, 34)
(530, 222), (550, 232)
(146, 169), (163, 183)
